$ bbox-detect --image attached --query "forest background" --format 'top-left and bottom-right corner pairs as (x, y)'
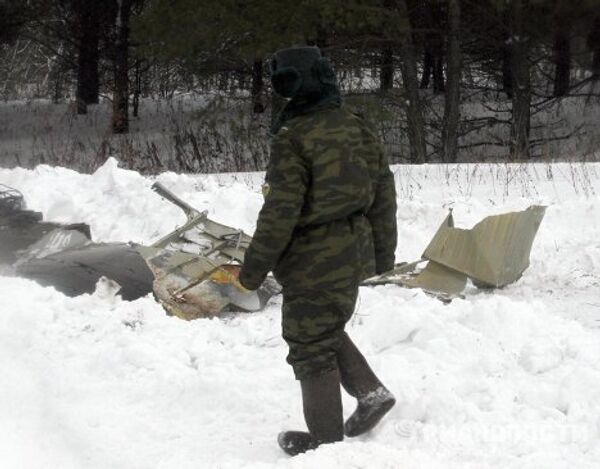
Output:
(1, 0), (600, 173)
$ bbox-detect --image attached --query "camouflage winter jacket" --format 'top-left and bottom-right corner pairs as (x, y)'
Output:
(239, 103), (397, 292)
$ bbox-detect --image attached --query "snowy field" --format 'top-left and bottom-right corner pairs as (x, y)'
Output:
(1, 159), (600, 469)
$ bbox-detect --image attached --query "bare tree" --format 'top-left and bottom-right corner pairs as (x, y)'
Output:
(74, 0), (100, 114)
(553, 22), (570, 97)
(112, 0), (133, 134)
(509, 0), (531, 159)
(588, 17), (600, 79)
(397, 0), (427, 163)
(380, 44), (394, 91)
(419, 0), (445, 94)
(441, 0), (460, 162)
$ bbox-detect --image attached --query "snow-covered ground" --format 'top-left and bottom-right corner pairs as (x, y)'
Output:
(1, 159), (600, 468)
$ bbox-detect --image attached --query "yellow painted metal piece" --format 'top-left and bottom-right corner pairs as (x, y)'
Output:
(363, 206), (546, 300)
(422, 205), (546, 288)
(401, 261), (468, 297)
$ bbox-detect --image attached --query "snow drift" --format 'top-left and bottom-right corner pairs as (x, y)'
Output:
(1, 159), (599, 468)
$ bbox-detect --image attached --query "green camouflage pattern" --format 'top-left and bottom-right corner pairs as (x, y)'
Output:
(282, 287), (358, 380)
(239, 102), (397, 379)
(239, 103), (397, 292)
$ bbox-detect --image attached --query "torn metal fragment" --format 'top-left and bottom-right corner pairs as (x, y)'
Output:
(362, 206), (546, 299)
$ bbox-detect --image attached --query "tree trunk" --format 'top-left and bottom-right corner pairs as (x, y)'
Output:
(420, 48), (432, 89)
(419, 0), (444, 94)
(588, 18), (600, 79)
(75, 1), (100, 114)
(441, 0), (461, 163)
(502, 46), (513, 99)
(49, 43), (66, 104)
(380, 44), (394, 91)
(432, 53), (444, 94)
(501, 8), (513, 99)
(251, 59), (265, 114)
(132, 59), (141, 118)
(112, 0), (132, 134)
(509, 0), (531, 160)
(553, 27), (571, 97)
(398, 0), (427, 164)
(380, 0), (394, 92)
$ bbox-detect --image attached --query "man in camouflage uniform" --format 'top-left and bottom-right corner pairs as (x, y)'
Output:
(238, 46), (398, 456)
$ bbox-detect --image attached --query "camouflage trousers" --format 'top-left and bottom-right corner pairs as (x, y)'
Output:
(281, 286), (358, 380)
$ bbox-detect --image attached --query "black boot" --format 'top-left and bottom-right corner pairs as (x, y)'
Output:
(337, 332), (396, 437)
(278, 369), (344, 456)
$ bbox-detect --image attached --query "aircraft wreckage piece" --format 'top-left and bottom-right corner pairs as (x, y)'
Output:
(5, 182), (279, 316)
(5, 182), (545, 315)
(136, 183), (281, 319)
(0, 183), (91, 265)
(363, 206), (546, 299)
